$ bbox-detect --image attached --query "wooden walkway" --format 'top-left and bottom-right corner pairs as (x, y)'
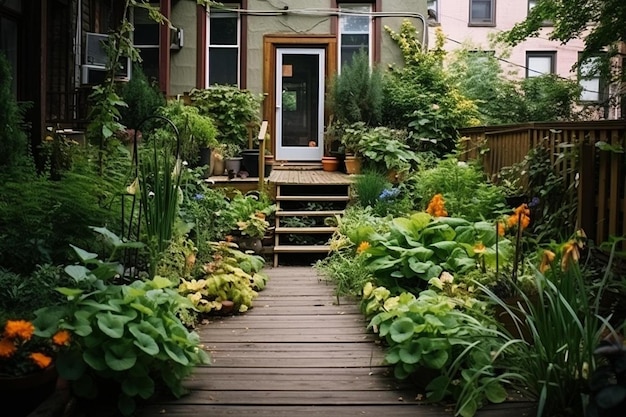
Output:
(137, 267), (536, 417)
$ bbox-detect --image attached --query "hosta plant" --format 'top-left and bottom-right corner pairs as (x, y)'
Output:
(177, 241), (268, 315)
(32, 240), (209, 416)
(361, 281), (514, 417)
(356, 212), (513, 294)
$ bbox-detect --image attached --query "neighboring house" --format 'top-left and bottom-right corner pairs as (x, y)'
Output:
(0, 0), (428, 164)
(426, 0), (623, 119)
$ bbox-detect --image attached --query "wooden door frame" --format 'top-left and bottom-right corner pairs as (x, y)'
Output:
(263, 35), (337, 158)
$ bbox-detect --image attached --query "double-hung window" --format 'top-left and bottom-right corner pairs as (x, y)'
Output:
(338, 3), (372, 70)
(579, 56), (603, 102)
(207, 4), (240, 86)
(132, 4), (159, 81)
(469, 0), (495, 26)
(526, 51), (555, 78)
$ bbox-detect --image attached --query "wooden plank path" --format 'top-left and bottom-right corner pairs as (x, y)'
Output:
(137, 266), (536, 417)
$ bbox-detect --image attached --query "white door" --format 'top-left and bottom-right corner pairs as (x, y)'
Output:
(275, 48), (325, 161)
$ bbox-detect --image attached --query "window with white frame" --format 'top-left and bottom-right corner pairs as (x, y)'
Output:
(469, 0), (495, 25)
(132, 4), (160, 81)
(339, 3), (372, 70)
(579, 56), (603, 102)
(526, 52), (555, 78)
(207, 5), (240, 86)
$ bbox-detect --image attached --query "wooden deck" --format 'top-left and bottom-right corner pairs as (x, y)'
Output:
(269, 169), (353, 185)
(136, 267), (536, 417)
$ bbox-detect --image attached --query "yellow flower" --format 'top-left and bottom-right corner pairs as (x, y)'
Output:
(473, 243), (486, 254)
(356, 241), (371, 254)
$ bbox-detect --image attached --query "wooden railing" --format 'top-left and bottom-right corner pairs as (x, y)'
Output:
(458, 121), (626, 247)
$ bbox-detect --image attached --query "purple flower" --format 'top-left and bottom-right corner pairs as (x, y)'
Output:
(529, 197), (540, 208)
(194, 193), (204, 201)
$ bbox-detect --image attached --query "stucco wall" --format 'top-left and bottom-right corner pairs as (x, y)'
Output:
(169, 1), (428, 95)
(170, 1), (198, 95)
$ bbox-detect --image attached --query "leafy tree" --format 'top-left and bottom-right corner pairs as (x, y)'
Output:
(520, 74), (583, 121)
(382, 24), (480, 156)
(449, 49), (584, 124)
(448, 49), (525, 125)
(502, 0), (626, 65)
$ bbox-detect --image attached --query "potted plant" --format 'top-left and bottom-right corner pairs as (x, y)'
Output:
(0, 319), (71, 416)
(223, 143), (243, 176)
(159, 100), (218, 170)
(358, 126), (419, 180)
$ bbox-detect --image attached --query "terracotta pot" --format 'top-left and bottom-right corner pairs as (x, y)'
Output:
(344, 155), (361, 174)
(213, 157), (226, 176)
(321, 156), (339, 172)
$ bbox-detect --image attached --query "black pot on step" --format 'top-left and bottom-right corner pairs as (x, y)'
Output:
(240, 149), (260, 177)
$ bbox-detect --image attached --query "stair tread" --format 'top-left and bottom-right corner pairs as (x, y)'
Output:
(273, 245), (332, 253)
(276, 210), (344, 216)
(275, 195), (350, 201)
(275, 226), (336, 233)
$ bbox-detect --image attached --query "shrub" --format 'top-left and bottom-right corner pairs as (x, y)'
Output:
(328, 50), (383, 126)
(118, 65), (165, 130)
(0, 51), (29, 169)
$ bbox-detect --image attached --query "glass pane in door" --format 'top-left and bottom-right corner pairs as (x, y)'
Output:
(276, 48), (324, 161)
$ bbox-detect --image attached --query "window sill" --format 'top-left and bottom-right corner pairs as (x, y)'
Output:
(468, 22), (496, 27)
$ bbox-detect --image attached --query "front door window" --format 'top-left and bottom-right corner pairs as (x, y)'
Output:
(275, 48), (325, 161)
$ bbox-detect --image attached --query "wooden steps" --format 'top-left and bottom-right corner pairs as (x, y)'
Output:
(272, 180), (352, 267)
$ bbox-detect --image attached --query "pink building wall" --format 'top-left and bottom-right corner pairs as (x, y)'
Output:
(428, 1), (586, 80)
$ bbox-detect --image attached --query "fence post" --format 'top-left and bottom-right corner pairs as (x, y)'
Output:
(577, 140), (596, 241)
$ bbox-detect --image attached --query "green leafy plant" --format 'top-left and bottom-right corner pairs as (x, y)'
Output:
(357, 213), (513, 295)
(382, 23), (479, 157)
(32, 229), (209, 416)
(406, 156), (506, 222)
(328, 49), (383, 126)
(118, 64), (165, 130)
(362, 281), (511, 417)
(177, 241), (267, 316)
(0, 51), (28, 169)
(357, 125), (419, 173)
(158, 100), (218, 164)
(189, 86), (264, 150)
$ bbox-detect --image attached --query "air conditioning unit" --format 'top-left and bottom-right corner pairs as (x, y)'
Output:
(82, 32), (131, 84)
(81, 60), (131, 84)
(171, 27), (184, 50)
(85, 32), (109, 66)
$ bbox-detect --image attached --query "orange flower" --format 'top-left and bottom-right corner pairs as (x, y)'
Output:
(52, 330), (71, 347)
(561, 239), (581, 271)
(30, 352), (52, 369)
(357, 241), (371, 254)
(539, 250), (556, 273)
(0, 338), (16, 358)
(497, 222), (506, 237)
(426, 194), (448, 217)
(4, 320), (34, 340)
(507, 204), (531, 231)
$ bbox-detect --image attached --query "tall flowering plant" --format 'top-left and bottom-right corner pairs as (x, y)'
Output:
(0, 320), (70, 377)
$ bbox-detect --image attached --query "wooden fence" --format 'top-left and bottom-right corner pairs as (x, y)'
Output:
(458, 121), (626, 247)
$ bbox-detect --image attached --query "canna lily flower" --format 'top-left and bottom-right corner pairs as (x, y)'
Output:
(561, 239), (582, 271)
(539, 249), (556, 273)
